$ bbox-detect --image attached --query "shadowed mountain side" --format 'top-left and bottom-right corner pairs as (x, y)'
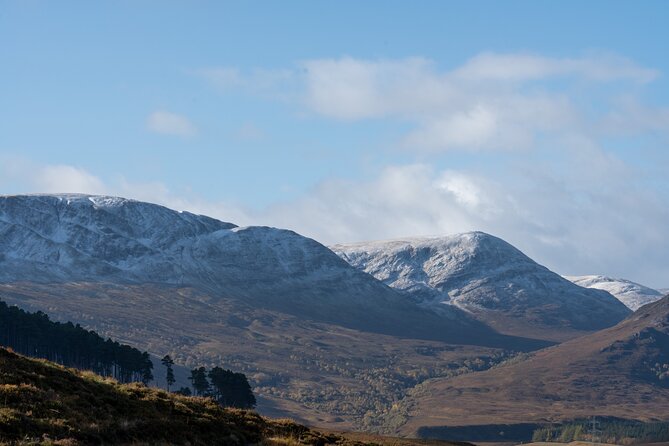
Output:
(394, 295), (669, 437)
(239, 282), (551, 349)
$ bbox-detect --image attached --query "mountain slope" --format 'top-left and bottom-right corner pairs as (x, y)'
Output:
(395, 294), (669, 437)
(0, 347), (366, 445)
(566, 275), (664, 311)
(0, 194), (516, 345)
(332, 232), (631, 341)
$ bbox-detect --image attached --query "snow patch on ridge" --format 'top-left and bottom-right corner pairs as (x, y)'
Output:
(566, 275), (663, 311)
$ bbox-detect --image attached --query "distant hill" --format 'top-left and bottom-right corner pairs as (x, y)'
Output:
(566, 275), (664, 311)
(333, 232), (631, 341)
(393, 295), (669, 437)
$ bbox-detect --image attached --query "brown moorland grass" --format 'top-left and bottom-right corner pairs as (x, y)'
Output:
(0, 348), (473, 446)
(396, 296), (669, 437)
(0, 347), (348, 445)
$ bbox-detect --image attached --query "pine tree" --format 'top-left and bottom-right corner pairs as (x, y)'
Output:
(161, 354), (175, 391)
(189, 367), (210, 396)
(208, 366), (256, 408)
(0, 300), (154, 384)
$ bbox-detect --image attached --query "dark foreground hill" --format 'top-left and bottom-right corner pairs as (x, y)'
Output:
(393, 295), (669, 438)
(0, 348), (469, 446)
(0, 347), (312, 445)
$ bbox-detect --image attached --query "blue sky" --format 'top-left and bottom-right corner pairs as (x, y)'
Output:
(2, 1), (669, 287)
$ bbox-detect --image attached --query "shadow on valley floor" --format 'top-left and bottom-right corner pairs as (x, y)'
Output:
(417, 424), (541, 442)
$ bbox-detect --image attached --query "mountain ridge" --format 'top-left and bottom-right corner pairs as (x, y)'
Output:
(332, 232), (631, 341)
(566, 274), (664, 311)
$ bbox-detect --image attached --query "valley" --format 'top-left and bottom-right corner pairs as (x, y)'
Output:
(0, 281), (518, 432)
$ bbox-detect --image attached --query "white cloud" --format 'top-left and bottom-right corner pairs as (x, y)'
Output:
(146, 110), (197, 137)
(34, 165), (107, 194)
(301, 57), (453, 119)
(298, 54), (654, 151)
(598, 97), (669, 136)
(452, 52), (658, 83)
(202, 52), (659, 152)
(0, 159), (107, 195)
(436, 171), (485, 209)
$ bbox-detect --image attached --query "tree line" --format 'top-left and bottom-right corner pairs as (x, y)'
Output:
(532, 417), (669, 443)
(161, 355), (256, 409)
(0, 299), (256, 409)
(0, 300), (153, 384)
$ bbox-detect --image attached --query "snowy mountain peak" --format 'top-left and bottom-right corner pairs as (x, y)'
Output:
(566, 275), (664, 311)
(333, 231), (631, 339)
(332, 231), (538, 299)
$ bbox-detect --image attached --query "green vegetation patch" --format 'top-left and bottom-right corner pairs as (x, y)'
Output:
(532, 417), (669, 444)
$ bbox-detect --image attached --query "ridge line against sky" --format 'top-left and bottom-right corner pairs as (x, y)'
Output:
(1, 1), (668, 287)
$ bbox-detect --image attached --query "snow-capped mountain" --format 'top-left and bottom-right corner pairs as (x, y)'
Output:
(0, 194), (515, 345)
(332, 232), (631, 340)
(566, 275), (664, 311)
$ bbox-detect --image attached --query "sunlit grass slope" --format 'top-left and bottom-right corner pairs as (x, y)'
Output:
(0, 347), (352, 445)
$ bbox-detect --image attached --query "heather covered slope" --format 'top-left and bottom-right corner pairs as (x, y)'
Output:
(395, 295), (669, 437)
(333, 232), (631, 341)
(0, 347), (342, 445)
(0, 347), (476, 446)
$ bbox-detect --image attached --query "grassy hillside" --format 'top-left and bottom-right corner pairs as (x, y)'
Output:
(0, 347), (473, 446)
(0, 347), (350, 445)
(395, 296), (669, 438)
